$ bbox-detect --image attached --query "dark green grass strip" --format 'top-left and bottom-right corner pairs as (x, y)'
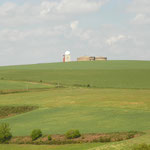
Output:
(0, 106), (38, 119)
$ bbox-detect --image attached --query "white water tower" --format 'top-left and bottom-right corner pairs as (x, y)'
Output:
(64, 51), (71, 62)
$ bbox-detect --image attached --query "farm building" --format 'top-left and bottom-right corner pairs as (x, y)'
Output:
(77, 56), (107, 61)
(95, 57), (107, 61)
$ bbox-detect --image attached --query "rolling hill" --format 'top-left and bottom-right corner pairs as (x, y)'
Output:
(0, 60), (150, 150)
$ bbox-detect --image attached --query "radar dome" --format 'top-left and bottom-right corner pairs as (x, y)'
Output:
(65, 51), (70, 55)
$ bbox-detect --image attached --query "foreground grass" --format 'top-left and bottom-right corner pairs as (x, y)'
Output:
(0, 143), (103, 150)
(90, 131), (150, 150)
(0, 131), (150, 150)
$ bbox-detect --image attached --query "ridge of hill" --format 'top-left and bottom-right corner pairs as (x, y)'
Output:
(0, 61), (150, 89)
(0, 60), (150, 70)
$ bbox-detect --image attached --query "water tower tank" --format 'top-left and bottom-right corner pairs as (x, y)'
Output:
(65, 51), (70, 55)
(65, 51), (71, 62)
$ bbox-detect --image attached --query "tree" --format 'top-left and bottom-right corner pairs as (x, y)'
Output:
(0, 123), (12, 143)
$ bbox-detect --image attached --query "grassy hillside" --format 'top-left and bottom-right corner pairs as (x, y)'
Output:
(0, 60), (149, 70)
(0, 61), (150, 150)
(0, 143), (103, 150)
(0, 61), (150, 89)
(0, 88), (150, 136)
(0, 80), (52, 90)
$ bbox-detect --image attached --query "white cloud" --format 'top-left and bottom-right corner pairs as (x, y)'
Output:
(0, 0), (150, 66)
(0, 0), (108, 27)
(132, 13), (150, 24)
(106, 35), (128, 46)
(70, 21), (79, 30)
(40, 0), (107, 16)
(0, 2), (16, 16)
(134, 14), (145, 21)
(128, 0), (150, 14)
(128, 0), (150, 25)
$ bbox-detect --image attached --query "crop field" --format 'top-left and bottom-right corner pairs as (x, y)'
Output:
(0, 60), (150, 150)
(0, 61), (150, 89)
(0, 80), (53, 90)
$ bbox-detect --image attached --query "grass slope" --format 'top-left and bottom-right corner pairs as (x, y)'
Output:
(0, 80), (53, 90)
(0, 61), (150, 150)
(90, 131), (150, 150)
(0, 143), (103, 150)
(0, 88), (150, 136)
(0, 61), (150, 89)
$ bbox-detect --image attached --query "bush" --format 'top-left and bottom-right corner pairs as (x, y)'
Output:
(48, 135), (52, 141)
(132, 143), (150, 150)
(65, 130), (81, 139)
(127, 133), (134, 139)
(31, 129), (42, 141)
(87, 84), (90, 88)
(99, 136), (111, 143)
(0, 123), (12, 143)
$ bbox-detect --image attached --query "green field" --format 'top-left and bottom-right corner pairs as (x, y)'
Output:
(0, 61), (150, 150)
(0, 143), (104, 150)
(0, 61), (150, 89)
(0, 80), (52, 90)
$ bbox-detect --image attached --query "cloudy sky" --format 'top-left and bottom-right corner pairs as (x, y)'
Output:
(0, 0), (150, 66)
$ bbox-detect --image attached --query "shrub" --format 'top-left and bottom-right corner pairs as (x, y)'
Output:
(132, 143), (150, 150)
(128, 131), (138, 134)
(127, 133), (135, 139)
(48, 135), (52, 141)
(87, 84), (90, 88)
(99, 136), (111, 143)
(115, 137), (123, 141)
(65, 130), (81, 139)
(0, 123), (12, 143)
(31, 129), (42, 141)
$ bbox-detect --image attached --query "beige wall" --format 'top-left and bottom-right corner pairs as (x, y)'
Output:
(95, 57), (107, 61)
(77, 56), (90, 61)
(77, 56), (107, 61)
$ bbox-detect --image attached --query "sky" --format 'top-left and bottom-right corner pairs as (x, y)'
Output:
(0, 0), (150, 66)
